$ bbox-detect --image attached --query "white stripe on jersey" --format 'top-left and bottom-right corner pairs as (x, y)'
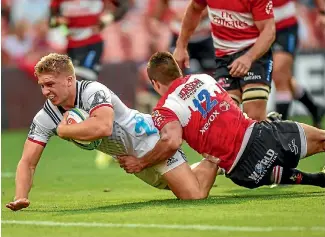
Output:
(211, 34), (257, 55)
(60, 0), (103, 17)
(273, 1), (296, 23)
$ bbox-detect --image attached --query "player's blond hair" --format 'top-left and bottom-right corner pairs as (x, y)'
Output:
(147, 51), (182, 85)
(34, 53), (75, 78)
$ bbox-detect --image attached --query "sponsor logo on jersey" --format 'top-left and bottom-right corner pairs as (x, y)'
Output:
(265, 0), (273, 14)
(248, 149), (278, 184)
(199, 101), (230, 134)
(88, 90), (109, 108)
(178, 78), (204, 100)
(152, 110), (164, 128)
(243, 72), (262, 81)
(167, 157), (178, 167)
(288, 138), (299, 155)
(211, 12), (249, 29)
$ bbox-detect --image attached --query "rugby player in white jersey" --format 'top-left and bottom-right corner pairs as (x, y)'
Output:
(6, 53), (218, 211)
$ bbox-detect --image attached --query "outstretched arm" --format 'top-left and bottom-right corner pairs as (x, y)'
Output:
(6, 140), (45, 211)
(118, 121), (183, 173)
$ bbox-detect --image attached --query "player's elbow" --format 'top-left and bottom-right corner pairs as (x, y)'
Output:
(161, 135), (182, 153)
(97, 122), (112, 137)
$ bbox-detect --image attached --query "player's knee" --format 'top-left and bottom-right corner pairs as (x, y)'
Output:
(242, 85), (269, 121)
(177, 189), (208, 200)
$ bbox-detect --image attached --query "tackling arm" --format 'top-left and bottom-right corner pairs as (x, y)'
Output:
(6, 140), (45, 211)
(139, 121), (183, 169)
(57, 106), (114, 141)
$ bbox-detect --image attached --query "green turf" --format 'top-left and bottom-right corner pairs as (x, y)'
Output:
(2, 116), (325, 237)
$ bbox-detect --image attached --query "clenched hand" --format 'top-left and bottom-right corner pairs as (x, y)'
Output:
(118, 155), (145, 174)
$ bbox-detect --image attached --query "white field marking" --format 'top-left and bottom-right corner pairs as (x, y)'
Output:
(2, 220), (325, 232)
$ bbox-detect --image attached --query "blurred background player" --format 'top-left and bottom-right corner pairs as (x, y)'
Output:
(148, 0), (215, 75)
(49, 0), (129, 167)
(272, 0), (325, 128)
(49, 0), (129, 81)
(173, 0), (276, 121)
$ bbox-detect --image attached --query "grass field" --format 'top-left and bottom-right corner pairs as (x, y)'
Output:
(2, 116), (325, 237)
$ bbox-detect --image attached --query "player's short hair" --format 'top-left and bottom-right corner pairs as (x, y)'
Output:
(34, 53), (75, 78)
(147, 51), (182, 85)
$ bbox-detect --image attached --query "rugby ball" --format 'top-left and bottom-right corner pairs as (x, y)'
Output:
(66, 108), (102, 150)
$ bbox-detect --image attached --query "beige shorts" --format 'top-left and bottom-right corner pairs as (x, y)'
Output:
(134, 149), (187, 189)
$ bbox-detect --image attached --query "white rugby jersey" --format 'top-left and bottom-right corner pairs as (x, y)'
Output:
(27, 80), (160, 157)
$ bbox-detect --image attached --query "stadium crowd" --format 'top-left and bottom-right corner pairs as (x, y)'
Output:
(1, 0), (324, 115)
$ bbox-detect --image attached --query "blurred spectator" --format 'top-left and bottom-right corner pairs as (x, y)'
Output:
(2, 20), (33, 64)
(10, 0), (50, 25)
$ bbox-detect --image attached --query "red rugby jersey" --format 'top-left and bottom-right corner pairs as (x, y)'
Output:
(273, 0), (297, 30)
(51, 0), (108, 48)
(194, 0), (274, 57)
(152, 74), (255, 171)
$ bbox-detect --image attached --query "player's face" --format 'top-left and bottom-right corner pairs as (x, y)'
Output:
(38, 73), (72, 106)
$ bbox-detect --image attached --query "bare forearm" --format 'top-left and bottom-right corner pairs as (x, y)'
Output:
(176, 3), (204, 48)
(245, 28), (275, 62)
(15, 161), (35, 199)
(58, 119), (111, 141)
(140, 140), (179, 169)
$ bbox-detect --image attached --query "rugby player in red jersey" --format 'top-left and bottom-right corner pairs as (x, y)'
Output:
(173, 0), (275, 121)
(272, 0), (325, 127)
(118, 52), (325, 189)
(149, 0), (215, 75)
(49, 0), (129, 81)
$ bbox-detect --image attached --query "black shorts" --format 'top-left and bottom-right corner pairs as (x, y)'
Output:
(272, 24), (299, 56)
(226, 121), (306, 189)
(214, 48), (273, 91)
(170, 34), (216, 72)
(67, 41), (104, 81)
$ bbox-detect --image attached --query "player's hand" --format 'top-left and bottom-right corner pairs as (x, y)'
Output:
(6, 198), (30, 211)
(173, 47), (190, 69)
(202, 153), (221, 165)
(228, 54), (253, 77)
(117, 155), (145, 174)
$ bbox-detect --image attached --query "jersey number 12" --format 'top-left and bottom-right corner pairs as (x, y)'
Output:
(192, 89), (218, 118)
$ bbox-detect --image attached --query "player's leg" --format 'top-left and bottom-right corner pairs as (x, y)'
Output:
(241, 83), (270, 121)
(272, 26), (297, 120)
(297, 122), (325, 156)
(163, 160), (218, 199)
(154, 150), (219, 200)
(291, 78), (325, 128)
(272, 51), (293, 120)
(240, 49), (273, 121)
(268, 165), (325, 187)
